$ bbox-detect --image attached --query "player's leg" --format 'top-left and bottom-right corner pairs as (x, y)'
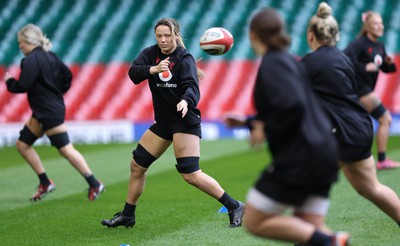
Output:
(102, 128), (171, 228)
(173, 132), (244, 227)
(16, 118), (45, 174)
(15, 117), (54, 201)
(244, 189), (348, 245)
(127, 129), (171, 204)
(45, 122), (103, 200)
(341, 157), (400, 223)
(359, 92), (399, 169)
(294, 196), (332, 234)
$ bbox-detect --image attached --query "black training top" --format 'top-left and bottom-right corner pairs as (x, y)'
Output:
(344, 35), (396, 96)
(6, 46), (72, 120)
(254, 50), (338, 187)
(302, 46), (373, 148)
(128, 44), (201, 126)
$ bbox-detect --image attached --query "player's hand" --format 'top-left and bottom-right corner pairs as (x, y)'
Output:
(223, 112), (247, 127)
(4, 72), (12, 82)
(158, 57), (170, 73)
(177, 99), (188, 118)
(366, 62), (378, 72)
(385, 55), (394, 64)
(249, 120), (266, 147)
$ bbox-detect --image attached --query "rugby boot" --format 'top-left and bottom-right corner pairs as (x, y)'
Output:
(228, 201), (245, 227)
(101, 211), (136, 228)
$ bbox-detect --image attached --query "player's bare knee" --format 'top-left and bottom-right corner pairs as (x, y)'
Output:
(244, 219), (262, 236)
(57, 144), (73, 158)
(379, 113), (392, 126)
(16, 140), (30, 154)
(130, 159), (147, 177)
(181, 172), (198, 185)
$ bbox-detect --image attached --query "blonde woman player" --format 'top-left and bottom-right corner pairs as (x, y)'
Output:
(344, 11), (399, 170)
(4, 24), (104, 201)
(303, 1), (400, 231)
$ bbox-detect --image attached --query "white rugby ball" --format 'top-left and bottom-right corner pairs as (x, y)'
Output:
(199, 27), (234, 56)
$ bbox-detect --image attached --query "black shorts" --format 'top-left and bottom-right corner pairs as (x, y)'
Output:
(338, 141), (371, 163)
(36, 117), (64, 131)
(149, 122), (201, 141)
(255, 178), (332, 206)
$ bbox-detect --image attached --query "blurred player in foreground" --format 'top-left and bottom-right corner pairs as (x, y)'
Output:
(3, 24), (104, 201)
(101, 17), (243, 229)
(240, 8), (349, 246)
(344, 11), (399, 170)
(303, 1), (400, 231)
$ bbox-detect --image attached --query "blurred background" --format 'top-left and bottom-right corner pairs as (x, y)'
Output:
(0, 0), (399, 145)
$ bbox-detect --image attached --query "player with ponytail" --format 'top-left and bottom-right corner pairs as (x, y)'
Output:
(3, 24), (104, 202)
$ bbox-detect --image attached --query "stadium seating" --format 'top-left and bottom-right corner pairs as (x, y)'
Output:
(0, 0), (399, 123)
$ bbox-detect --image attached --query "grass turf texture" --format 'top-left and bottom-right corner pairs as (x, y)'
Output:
(0, 138), (399, 245)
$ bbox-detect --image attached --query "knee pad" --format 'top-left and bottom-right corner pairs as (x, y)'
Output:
(48, 132), (70, 149)
(132, 144), (156, 168)
(370, 103), (386, 120)
(18, 125), (38, 146)
(175, 157), (200, 174)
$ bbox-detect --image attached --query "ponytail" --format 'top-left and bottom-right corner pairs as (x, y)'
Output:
(18, 24), (52, 51)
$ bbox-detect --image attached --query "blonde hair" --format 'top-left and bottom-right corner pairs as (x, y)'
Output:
(154, 18), (204, 80)
(308, 2), (339, 46)
(359, 11), (381, 37)
(18, 24), (52, 51)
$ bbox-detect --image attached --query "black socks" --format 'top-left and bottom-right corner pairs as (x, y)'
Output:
(84, 174), (100, 188)
(38, 173), (51, 185)
(122, 202), (136, 217)
(218, 192), (239, 211)
(378, 152), (386, 162)
(308, 230), (332, 246)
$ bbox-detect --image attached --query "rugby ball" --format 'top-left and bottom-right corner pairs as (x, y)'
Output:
(199, 27), (234, 56)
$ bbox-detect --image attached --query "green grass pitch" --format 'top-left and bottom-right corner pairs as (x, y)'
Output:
(0, 138), (399, 245)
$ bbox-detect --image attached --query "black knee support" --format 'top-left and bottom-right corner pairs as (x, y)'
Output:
(370, 103), (386, 120)
(18, 125), (38, 146)
(48, 132), (70, 149)
(175, 157), (200, 174)
(132, 144), (157, 168)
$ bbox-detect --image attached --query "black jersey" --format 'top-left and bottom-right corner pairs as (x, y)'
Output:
(344, 35), (396, 96)
(128, 45), (201, 126)
(6, 46), (72, 120)
(254, 50), (338, 187)
(302, 46), (373, 148)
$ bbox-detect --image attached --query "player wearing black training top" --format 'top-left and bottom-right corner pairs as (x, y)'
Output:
(4, 24), (104, 201)
(304, 2), (400, 229)
(344, 11), (399, 169)
(241, 8), (347, 246)
(101, 17), (244, 229)
(129, 43), (202, 129)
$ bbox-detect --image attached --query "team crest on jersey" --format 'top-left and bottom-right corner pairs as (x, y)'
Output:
(159, 70), (172, 81)
(374, 54), (383, 67)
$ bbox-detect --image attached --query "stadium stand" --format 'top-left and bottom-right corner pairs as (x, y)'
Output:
(0, 0), (399, 123)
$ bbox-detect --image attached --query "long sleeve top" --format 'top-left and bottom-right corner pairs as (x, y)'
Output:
(128, 45), (201, 126)
(6, 46), (72, 119)
(344, 35), (396, 95)
(302, 46), (373, 148)
(254, 50), (338, 187)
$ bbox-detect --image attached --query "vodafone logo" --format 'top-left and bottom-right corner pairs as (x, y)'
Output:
(158, 70), (172, 82)
(374, 54), (383, 67)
